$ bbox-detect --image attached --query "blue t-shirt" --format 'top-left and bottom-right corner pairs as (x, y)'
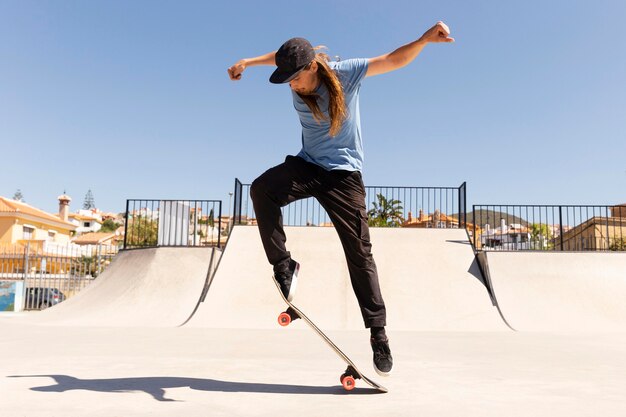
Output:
(293, 58), (369, 172)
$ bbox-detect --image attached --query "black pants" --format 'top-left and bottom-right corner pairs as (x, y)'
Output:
(250, 155), (386, 328)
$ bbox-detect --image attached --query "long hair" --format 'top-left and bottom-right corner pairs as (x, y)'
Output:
(298, 52), (347, 137)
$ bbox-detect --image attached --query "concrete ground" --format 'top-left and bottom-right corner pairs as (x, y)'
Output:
(2, 227), (626, 416)
(1, 319), (625, 417)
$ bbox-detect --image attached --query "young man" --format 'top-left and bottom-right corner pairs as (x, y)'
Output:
(228, 22), (454, 376)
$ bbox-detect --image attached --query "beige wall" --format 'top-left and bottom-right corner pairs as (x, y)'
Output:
(559, 218), (626, 251)
(0, 219), (13, 244)
(0, 217), (72, 245)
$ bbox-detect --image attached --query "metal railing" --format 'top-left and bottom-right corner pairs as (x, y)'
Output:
(233, 179), (467, 228)
(0, 242), (119, 311)
(124, 200), (223, 249)
(471, 204), (626, 252)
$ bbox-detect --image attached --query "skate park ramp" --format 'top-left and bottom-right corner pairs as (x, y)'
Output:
(483, 251), (626, 332)
(24, 247), (214, 327)
(186, 226), (509, 331)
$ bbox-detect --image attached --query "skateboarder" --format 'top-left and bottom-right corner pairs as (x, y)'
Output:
(228, 22), (454, 376)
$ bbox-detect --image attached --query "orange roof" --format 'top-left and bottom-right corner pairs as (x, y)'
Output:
(0, 197), (75, 229)
(72, 232), (117, 245)
(402, 211), (477, 229)
(403, 211), (459, 225)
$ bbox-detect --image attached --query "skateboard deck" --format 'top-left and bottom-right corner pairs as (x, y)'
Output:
(272, 277), (388, 393)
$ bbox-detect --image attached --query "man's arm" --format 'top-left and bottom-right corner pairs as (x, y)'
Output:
(366, 21), (454, 78)
(228, 51), (276, 81)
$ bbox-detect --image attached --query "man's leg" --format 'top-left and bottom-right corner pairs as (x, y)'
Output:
(313, 170), (386, 329)
(250, 156), (316, 274)
(313, 169), (392, 375)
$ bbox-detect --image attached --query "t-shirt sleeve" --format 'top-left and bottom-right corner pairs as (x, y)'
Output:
(333, 58), (369, 94)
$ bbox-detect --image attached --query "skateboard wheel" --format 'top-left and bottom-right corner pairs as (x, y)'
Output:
(278, 312), (291, 327)
(340, 374), (356, 391)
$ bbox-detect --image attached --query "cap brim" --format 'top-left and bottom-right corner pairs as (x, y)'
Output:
(269, 66), (306, 84)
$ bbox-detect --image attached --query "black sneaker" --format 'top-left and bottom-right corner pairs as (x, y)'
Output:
(274, 259), (299, 302)
(371, 337), (393, 376)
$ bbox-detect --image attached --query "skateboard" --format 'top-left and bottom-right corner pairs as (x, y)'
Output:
(272, 277), (388, 393)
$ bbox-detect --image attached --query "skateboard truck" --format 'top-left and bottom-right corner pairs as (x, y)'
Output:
(277, 306), (300, 326)
(340, 365), (361, 391)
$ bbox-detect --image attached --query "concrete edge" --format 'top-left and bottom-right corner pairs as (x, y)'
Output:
(475, 251), (517, 332)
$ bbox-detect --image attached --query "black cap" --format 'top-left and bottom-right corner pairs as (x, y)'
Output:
(269, 38), (315, 84)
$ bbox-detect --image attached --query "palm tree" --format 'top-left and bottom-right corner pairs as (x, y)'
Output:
(367, 194), (404, 227)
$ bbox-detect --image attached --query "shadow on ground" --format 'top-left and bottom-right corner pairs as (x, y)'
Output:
(8, 375), (381, 401)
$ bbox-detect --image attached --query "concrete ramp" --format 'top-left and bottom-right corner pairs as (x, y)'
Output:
(27, 247), (214, 327)
(484, 251), (626, 332)
(186, 226), (508, 331)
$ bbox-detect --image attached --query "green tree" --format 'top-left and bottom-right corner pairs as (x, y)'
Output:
(101, 219), (121, 233)
(530, 223), (552, 250)
(69, 255), (112, 277)
(208, 208), (215, 228)
(367, 194), (404, 227)
(83, 189), (96, 210)
(12, 189), (24, 202)
(124, 216), (158, 247)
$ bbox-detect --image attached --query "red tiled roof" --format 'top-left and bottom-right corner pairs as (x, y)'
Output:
(403, 211), (459, 225)
(72, 232), (117, 245)
(0, 197), (75, 228)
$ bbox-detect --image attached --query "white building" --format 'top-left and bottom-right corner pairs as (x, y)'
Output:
(480, 219), (534, 250)
(69, 209), (103, 236)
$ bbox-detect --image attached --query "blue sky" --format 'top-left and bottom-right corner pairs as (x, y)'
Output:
(1, 0), (625, 215)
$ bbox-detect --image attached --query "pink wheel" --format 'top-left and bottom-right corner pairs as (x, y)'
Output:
(278, 312), (291, 327)
(340, 374), (356, 391)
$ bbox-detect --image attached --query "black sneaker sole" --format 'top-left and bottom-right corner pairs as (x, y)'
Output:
(373, 361), (392, 377)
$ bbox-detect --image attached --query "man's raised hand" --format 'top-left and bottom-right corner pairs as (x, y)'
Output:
(421, 21), (455, 44)
(228, 61), (246, 81)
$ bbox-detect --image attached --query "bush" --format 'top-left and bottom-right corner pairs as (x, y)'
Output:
(101, 219), (122, 233)
(609, 238), (626, 251)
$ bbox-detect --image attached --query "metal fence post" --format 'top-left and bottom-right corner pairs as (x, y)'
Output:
(558, 206), (564, 251)
(123, 199), (130, 249)
(234, 178), (243, 225)
(218, 201), (222, 248)
(606, 206), (610, 251)
(458, 185), (462, 228)
(96, 244), (101, 276)
(233, 179), (238, 225)
(459, 182), (467, 228)
(238, 182), (244, 225)
(472, 205), (477, 249)
(23, 242), (30, 309)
